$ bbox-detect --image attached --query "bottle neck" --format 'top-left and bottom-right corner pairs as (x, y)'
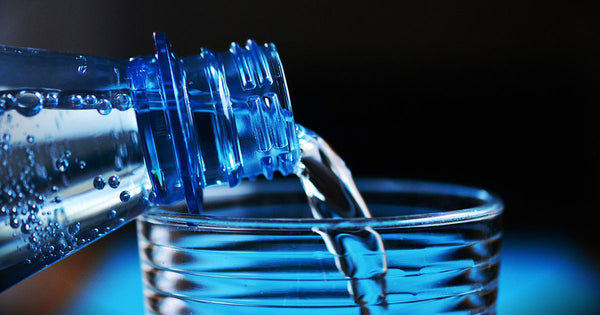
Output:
(128, 33), (299, 213)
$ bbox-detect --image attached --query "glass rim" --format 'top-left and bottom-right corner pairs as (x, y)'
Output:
(140, 178), (503, 230)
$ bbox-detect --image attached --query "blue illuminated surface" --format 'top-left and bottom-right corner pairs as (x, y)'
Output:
(60, 231), (600, 314)
(498, 232), (600, 315)
(60, 231), (144, 315)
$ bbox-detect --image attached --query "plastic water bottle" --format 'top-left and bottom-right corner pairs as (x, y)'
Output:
(0, 33), (300, 291)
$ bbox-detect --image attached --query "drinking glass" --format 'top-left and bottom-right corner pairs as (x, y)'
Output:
(136, 178), (503, 314)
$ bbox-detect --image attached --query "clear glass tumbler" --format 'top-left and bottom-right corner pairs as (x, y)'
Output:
(136, 179), (503, 314)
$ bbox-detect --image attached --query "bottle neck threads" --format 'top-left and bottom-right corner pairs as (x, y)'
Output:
(129, 33), (299, 213)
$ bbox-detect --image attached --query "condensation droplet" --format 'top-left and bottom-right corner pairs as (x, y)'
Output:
(119, 191), (130, 202)
(34, 194), (46, 204)
(107, 209), (117, 220)
(29, 233), (39, 243)
(69, 95), (84, 108)
(26, 135), (35, 143)
(9, 216), (19, 228)
(0, 93), (16, 114)
(56, 158), (69, 172)
(16, 90), (43, 116)
(45, 92), (59, 108)
(108, 175), (120, 188)
(85, 94), (98, 106)
(21, 222), (32, 234)
(93, 176), (106, 190)
(114, 93), (132, 111)
(96, 99), (112, 115)
(79, 160), (86, 169)
(75, 55), (87, 74)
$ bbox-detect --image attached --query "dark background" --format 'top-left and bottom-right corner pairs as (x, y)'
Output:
(0, 0), (599, 312)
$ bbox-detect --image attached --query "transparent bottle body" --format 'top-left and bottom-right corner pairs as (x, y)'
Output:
(0, 44), (153, 290)
(0, 34), (300, 290)
(0, 107), (151, 290)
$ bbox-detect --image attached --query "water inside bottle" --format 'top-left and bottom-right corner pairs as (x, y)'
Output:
(0, 88), (153, 290)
